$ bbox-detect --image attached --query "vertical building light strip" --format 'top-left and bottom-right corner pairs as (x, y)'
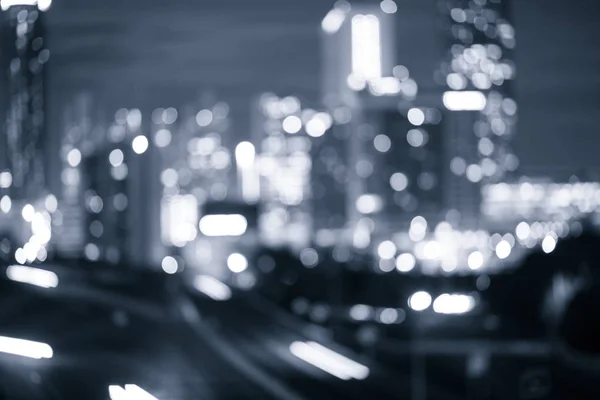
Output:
(351, 14), (382, 81)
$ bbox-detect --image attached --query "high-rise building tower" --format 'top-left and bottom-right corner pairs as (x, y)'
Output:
(251, 93), (315, 250)
(0, 0), (51, 200)
(438, 0), (518, 226)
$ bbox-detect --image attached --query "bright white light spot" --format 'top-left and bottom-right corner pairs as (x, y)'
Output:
(37, 0), (52, 11)
(126, 109), (142, 130)
(227, 253), (248, 273)
(377, 240), (396, 260)
(132, 135), (149, 154)
(351, 14), (381, 82)
(407, 108), (425, 126)
(380, 0), (397, 14)
(542, 235), (556, 254)
(0, 196), (11, 213)
(123, 385), (159, 400)
(446, 73), (467, 90)
(108, 385), (128, 400)
(1, 0), (52, 11)
(396, 253), (416, 272)
(109, 384), (159, 400)
(408, 291), (432, 311)
(423, 241), (441, 260)
(0, 171), (12, 188)
(0, 335), (53, 359)
(84, 243), (100, 261)
(44, 194), (58, 213)
(21, 204), (35, 222)
(322, 8), (346, 34)
(196, 109), (213, 127)
(161, 256), (178, 274)
(495, 240), (511, 259)
(300, 248), (319, 267)
(441, 257), (458, 272)
(67, 148), (82, 167)
(6, 265), (58, 289)
(516, 222), (530, 240)
(409, 216), (427, 241)
(154, 129), (172, 148)
(373, 134), (391, 152)
(306, 118), (327, 137)
(443, 91), (487, 111)
(235, 141), (256, 168)
(199, 214), (247, 237)
(109, 149), (124, 167)
(283, 115), (302, 134)
(466, 164), (483, 183)
(347, 74), (367, 91)
(356, 194), (382, 214)
(193, 275), (232, 301)
(433, 294), (476, 315)
(369, 77), (401, 95)
(390, 172), (408, 191)
(14, 248), (26, 265)
(289, 341), (369, 380)
(468, 251), (484, 270)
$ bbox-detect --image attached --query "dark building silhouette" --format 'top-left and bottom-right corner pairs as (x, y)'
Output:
(0, 3), (48, 199)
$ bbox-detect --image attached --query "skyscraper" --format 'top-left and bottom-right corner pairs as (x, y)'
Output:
(0, 0), (51, 199)
(251, 93), (315, 250)
(439, 0), (518, 226)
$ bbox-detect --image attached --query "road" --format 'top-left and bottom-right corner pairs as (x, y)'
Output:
(0, 262), (278, 400)
(0, 260), (591, 399)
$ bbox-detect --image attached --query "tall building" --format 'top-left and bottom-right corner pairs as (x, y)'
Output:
(251, 93), (315, 250)
(55, 93), (94, 257)
(0, 0), (51, 200)
(320, 2), (451, 246)
(438, 0), (518, 226)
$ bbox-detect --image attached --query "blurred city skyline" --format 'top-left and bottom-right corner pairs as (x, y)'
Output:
(45, 0), (600, 179)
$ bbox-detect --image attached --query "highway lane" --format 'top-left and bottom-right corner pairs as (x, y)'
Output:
(0, 264), (278, 400)
(184, 286), (468, 400)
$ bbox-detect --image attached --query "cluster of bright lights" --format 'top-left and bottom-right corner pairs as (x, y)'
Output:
(160, 195), (198, 246)
(442, 2), (518, 183)
(370, 217), (537, 274)
(14, 205), (52, 264)
(408, 291), (476, 315)
(349, 304), (406, 325)
(483, 181), (600, 220)
(258, 94), (323, 249)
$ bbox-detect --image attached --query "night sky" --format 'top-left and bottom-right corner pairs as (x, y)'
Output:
(45, 0), (600, 179)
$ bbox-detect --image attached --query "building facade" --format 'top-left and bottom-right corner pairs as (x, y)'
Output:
(439, 0), (518, 225)
(0, 2), (49, 200)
